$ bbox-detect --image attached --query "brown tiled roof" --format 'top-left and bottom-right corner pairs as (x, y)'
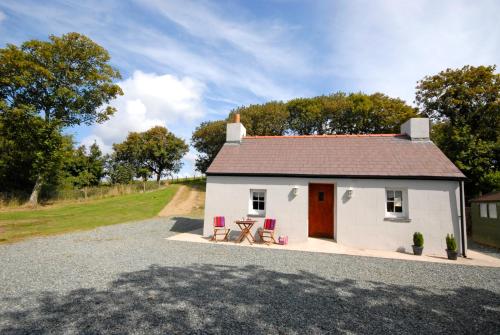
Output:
(471, 192), (500, 202)
(206, 134), (465, 180)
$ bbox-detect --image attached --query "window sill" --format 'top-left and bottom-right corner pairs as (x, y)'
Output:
(384, 217), (411, 223)
(247, 213), (265, 218)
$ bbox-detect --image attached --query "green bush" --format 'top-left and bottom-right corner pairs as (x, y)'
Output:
(413, 232), (424, 247)
(446, 234), (457, 251)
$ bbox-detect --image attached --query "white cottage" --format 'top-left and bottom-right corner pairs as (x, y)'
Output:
(203, 116), (467, 255)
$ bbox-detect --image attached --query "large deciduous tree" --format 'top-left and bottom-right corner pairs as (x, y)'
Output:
(114, 126), (188, 188)
(0, 33), (122, 205)
(416, 65), (500, 197)
(142, 126), (189, 184)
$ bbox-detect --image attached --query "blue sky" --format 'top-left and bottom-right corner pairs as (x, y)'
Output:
(1, 0), (499, 176)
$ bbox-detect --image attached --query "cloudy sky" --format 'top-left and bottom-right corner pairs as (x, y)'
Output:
(0, 0), (499, 176)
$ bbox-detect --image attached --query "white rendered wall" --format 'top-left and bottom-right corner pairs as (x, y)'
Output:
(204, 176), (309, 243)
(334, 178), (461, 254)
(203, 176), (462, 254)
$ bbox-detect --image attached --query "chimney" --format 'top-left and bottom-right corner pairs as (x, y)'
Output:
(401, 118), (430, 140)
(226, 113), (246, 143)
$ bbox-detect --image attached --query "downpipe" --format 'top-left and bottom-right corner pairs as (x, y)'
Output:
(459, 180), (467, 258)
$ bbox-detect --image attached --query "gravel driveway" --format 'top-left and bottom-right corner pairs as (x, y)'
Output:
(1, 217), (499, 334)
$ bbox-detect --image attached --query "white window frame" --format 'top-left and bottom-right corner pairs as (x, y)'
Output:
(385, 189), (406, 218)
(480, 203), (488, 218)
(249, 189), (266, 216)
(487, 203), (497, 219)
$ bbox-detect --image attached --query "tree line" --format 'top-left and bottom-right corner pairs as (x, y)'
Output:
(192, 66), (499, 198)
(0, 33), (187, 206)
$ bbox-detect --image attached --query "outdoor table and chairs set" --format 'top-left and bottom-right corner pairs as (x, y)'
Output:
(210, 216), (278, 245)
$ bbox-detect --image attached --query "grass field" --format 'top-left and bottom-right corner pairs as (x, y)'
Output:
(0, 185), (180, 244)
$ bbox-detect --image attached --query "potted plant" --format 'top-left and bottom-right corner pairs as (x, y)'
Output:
(412, 232), (424, 255)
(445, 234), (458, 260)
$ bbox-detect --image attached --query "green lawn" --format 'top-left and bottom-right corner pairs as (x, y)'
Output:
(0, 185), (180, 243)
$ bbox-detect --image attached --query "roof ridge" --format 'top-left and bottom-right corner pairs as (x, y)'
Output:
(244, 134), (403, 139)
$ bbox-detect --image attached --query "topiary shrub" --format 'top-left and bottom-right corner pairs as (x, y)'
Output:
(413, 232), (424, 247)
(446, 234), (457, 251)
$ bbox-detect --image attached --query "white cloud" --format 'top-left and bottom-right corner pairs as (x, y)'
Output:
(326, 0), (500, 104)
(84, 70), (205, 153)
(128, 42), (298, 101)
(1, 0), (311, 102)
(80, 135), (111, 154)
(138, 0), (309, 73)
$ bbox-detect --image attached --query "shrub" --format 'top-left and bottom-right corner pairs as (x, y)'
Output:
(446, 234), (457, 251)
(413, 232), (424, 247)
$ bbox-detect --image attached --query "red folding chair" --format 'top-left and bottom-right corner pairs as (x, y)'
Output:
(258, 218), (277, 245)
(211, 216), (230, 242)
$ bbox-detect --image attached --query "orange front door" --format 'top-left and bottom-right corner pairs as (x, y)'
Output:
(308, 184), (334, 238)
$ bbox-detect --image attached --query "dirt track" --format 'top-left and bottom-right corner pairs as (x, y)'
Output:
(158, 185), (203, 217)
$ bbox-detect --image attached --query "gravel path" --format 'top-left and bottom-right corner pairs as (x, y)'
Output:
(1, 217), (499, 334)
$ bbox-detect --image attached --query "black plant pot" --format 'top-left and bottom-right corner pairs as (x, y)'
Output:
(412, 245), (423, 256)
(446, 249), (458, 260)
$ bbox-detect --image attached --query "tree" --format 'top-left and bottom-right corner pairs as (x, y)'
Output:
(0, 104), (66, 197)
(287, 92), (417, 135)
(287, 96), (326, 135)
(416, 65), (499, 141)
(416, 65), (500, 197)
(0, 33), (123, 205)
(88, 143), (105, 185)
(228, 101), (289, 136)
(136, 167), (152, 192)
(114, 126), (188, 188)
(63, 143), (105, 198)
(343, 92), (417, 134)
(142, 126), (189, 184)
(480, 171), (500, 194)
(0, 105), (43, 193)
(114, 132), (146, 190)
(191, 120), (227, 174)
(431, 123), (497, 195)
(104, 153), (134, 185)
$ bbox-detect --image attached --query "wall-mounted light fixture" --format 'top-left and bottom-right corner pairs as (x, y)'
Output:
(346, 187), (353, 199)
(292, 186), (299, 196)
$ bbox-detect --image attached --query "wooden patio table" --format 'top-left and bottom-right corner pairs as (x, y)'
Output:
(235, 219), (257, 244)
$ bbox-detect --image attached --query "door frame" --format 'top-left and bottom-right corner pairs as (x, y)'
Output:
(308, 182), (336, 240)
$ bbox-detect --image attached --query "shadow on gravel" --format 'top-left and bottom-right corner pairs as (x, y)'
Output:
(169, 217), (203, 233)
(468, 238), (500, 259)
(1, 264), (499, 334)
